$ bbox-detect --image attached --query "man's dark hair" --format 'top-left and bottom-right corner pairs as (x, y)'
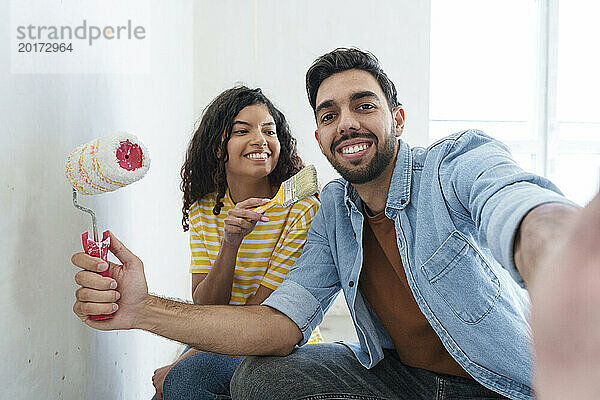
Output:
(306, 48), (401, 113)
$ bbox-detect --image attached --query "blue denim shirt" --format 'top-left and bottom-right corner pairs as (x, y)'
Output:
(263, 130), (577, 400)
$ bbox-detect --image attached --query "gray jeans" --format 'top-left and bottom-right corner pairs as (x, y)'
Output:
(230, 343), (508, 400)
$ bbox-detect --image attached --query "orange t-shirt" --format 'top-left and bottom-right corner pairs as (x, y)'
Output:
(359, 207), (471, 378)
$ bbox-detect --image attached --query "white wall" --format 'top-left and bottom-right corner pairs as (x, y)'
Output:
(193, 0), (430, 313)
(1, 1), (429, 398)
(1, 1), (194, 398)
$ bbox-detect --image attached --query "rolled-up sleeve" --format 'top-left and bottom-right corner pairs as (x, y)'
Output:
(262, 201), (342, 346)
(440, 130), (578, 278)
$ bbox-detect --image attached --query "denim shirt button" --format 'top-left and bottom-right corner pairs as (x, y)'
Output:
(349, 281), (355, 287)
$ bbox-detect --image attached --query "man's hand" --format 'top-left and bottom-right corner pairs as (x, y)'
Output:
(530, 191), (600, 399)
(72, 232), (149, 330)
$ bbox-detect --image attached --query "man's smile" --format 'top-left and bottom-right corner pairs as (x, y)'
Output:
(338, 142), (372, 161)
(333, 135), (376, 162)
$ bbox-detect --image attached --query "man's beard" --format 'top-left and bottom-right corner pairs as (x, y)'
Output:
(326, 125), (397, 185)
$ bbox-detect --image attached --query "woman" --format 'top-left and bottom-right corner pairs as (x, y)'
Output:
(152, 86), (322, 400)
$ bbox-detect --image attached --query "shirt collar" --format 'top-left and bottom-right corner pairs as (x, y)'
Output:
(343, 139), (412, 213)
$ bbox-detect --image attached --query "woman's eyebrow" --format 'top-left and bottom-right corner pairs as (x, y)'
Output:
(232, 121), (275, 127)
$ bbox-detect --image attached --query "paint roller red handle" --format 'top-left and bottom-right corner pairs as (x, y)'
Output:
(82, 230), (114, 320)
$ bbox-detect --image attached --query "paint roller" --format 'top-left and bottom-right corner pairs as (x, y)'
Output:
(65, 133), (150, 320)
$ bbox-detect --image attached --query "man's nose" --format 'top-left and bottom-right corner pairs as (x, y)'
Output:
(337, 110), (360, 135)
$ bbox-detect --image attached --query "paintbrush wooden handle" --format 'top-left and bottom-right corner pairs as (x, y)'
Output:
(253, 190), (284, 214)
(253, 199), (277, 214)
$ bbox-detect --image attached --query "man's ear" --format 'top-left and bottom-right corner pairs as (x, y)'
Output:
(393, 106), (405, 137)
(314, 130), (326, 154)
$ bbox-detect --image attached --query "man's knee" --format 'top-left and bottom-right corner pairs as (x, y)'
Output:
(232, 354), (310, 399)
(230, 356), (273, 399)
(230, 347), (330, 399)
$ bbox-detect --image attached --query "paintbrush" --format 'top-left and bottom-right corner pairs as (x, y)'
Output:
(254, 164), (318, 213)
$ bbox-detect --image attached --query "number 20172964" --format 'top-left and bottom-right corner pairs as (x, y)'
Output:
(18, 42), (73, 52)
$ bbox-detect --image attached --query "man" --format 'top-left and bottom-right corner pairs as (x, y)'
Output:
(72, 48), (598, 399)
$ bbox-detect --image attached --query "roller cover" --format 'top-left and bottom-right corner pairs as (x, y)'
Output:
(65, 133), (150, 195)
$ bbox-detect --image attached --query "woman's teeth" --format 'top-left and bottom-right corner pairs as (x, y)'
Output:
(246, 153), (268, 159)
(341, 143), (370, 154)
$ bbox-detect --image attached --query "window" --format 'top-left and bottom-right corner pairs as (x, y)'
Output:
(430, 0), (600, 206)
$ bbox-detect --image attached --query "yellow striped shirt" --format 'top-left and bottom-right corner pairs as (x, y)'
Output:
(189, 189), (323, 343)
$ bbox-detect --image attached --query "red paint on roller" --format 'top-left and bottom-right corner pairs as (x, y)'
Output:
(82, 230), (115, 321)
(116, 140), (143, 171)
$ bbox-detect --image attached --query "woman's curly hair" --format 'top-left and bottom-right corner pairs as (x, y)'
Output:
(180, 86), (304, 232)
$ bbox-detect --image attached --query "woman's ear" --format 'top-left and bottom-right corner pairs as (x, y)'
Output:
(217, 129), (228, 158)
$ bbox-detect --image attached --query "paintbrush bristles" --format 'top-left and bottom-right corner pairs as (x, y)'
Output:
(282, 164), (318, 206)
(253, 165), (319, 214)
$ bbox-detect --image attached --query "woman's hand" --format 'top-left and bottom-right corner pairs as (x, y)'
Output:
(152, 363), (174, 399)
(222, 198), (270, 248)
(152, 348), (201, 399)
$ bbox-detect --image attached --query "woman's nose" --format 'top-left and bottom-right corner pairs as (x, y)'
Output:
(249, 130), (268, 146)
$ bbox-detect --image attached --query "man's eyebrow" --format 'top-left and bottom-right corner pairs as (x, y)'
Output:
(350, 91), (380, 103)
(315, 100), (335, 115)
(315, 91), (381, 115)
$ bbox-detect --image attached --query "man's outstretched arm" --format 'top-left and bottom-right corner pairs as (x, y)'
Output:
(72, 232), (302, 357)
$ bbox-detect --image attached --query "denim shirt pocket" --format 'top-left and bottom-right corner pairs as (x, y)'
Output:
(420, 231), (500, 324)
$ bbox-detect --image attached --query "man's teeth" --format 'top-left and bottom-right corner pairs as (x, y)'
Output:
(341, 144), (370, 154)
(247, 153), (268, 159)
